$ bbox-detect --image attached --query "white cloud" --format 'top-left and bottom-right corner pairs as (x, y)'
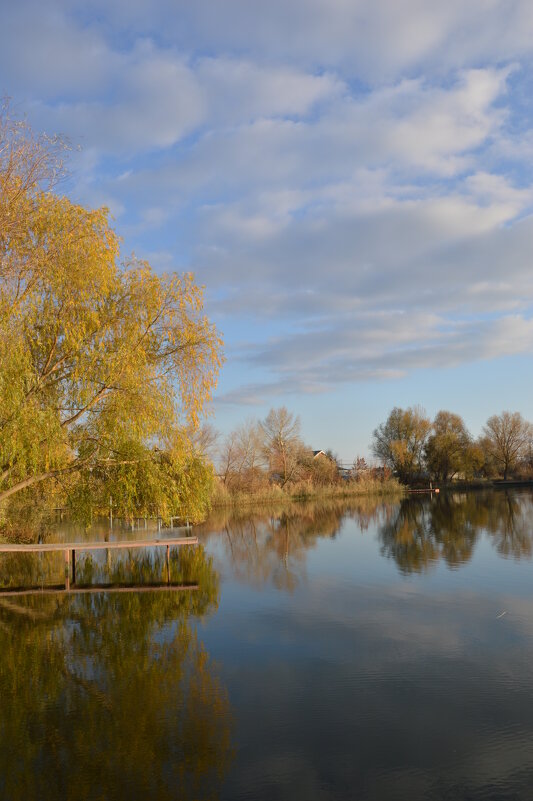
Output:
(3, 0), (533, 405)
(215, 311), (533, 403)
(104, 66), (508, 210)
(34, 46), (205, 153)
(463, 172), (533, 217)
(0, 2), (112, 97)
(71, 0), (533, 79)
(197, 58), (343, 123)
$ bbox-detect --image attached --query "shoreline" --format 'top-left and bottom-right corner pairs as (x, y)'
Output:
(210, 479), (405, 508)
(211, 478), (533, 509)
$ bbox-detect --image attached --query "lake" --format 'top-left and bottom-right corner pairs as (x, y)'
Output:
(1, 488), (533, 800)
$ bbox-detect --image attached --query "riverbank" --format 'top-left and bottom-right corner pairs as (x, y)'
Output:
(411, 478), (533, 492)
(211, 476), (404, 507)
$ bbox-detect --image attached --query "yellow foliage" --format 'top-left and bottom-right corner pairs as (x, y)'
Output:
(0, 103), (223, 508)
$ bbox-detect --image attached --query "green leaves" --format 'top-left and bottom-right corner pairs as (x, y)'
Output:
(0, 108), (223, 519)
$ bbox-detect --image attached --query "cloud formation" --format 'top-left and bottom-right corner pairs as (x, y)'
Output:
(2, 0), (533, 409)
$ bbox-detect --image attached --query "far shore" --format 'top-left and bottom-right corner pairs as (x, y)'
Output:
(211, 478), (405, 508)
(212, 477), (533, 509)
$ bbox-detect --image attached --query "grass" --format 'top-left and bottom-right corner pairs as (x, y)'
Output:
(210, 476), (404, 508)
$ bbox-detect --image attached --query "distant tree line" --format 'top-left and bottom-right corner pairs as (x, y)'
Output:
(216, 406), (394, 496)
(371, 407), (533, 484)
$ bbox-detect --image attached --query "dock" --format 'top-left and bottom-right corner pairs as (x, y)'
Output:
(0, 536), (198, 592)
(0, 583), (199, 598)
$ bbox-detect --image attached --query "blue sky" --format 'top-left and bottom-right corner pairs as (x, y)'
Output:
(3, 0), (533, 461)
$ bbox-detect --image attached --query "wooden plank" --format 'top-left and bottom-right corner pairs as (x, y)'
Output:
(0, 583), (199, 597)
(0, 537), (198, 553)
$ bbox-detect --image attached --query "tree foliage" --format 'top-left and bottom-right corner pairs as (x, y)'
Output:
(68, 438), (215, 525)
(219, 419), (265, 492)
(0, 104), (223, 514)
(218, 409), (311, 491)
(216, 407), (400, 496)
(371, 406), (431, 484)
(372, 406), (533, 483)
(482, 411), (533, 480)
(306, 451), (341, 486)
(260, 406), (304, 487)
(424, 410), (471, 481)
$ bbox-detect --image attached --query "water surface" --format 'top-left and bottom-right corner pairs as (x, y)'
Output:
(2, 489), (533, 800)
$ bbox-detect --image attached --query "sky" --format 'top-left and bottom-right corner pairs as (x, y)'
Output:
(2, 0), (533, 462)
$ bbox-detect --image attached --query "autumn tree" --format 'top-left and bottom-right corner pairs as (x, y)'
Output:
(424, 410), (471, 481)
(481, 411), (533, 480)
(0, 105), (223, 514)
(461, 442), (485, 479)
(260, 406), (306, 487)
(218, 419), (265, 491)
(189, 422), (219, 460)
(302, 450), (340, 487)
(371, 406), (431, 484)
(352, 456), (369, 478)
(218, 430), (239, 487)
(69, 437), (215, 525)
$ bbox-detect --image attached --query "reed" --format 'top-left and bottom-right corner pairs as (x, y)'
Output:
(210, 476), (404, 508)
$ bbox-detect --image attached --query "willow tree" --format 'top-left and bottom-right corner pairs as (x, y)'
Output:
(0, 104), (223, 513)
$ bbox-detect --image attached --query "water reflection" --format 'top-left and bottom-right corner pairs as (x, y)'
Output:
(0, 547), (233, 801)
(196, 491), (533, 800)
(198, 490), (533, 585)
(199, 497), (398, 589)
(5, 492), (533, 800)
(380, 489), (533, 573)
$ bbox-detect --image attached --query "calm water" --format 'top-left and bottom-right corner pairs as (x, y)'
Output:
(2, 489), (533, 800)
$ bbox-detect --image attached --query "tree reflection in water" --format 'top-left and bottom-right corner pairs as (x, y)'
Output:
(199, 491), (533, 584)
(379, 489), (533, 573)
(199, 497), (398, 590)
(0, 547), (233, 801)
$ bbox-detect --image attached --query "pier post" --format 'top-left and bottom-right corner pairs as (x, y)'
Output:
(166, 544), (170, 584)
(64, 549), (70, 591)
(71, 549), (76, 586)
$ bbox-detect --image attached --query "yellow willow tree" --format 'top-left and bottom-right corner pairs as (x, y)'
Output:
(0, 104), (223, 510)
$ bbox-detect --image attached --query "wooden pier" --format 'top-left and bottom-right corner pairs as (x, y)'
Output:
(0, 583), (199, 598)
(0, 536), (198, 592)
